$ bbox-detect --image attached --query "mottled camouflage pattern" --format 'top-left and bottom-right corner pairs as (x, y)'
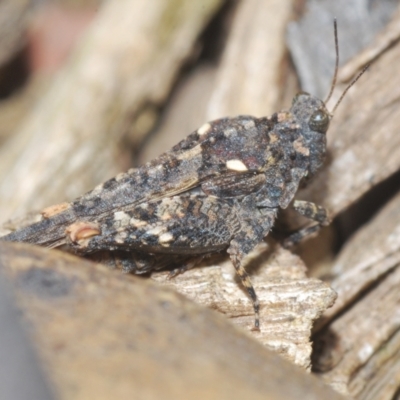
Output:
(2, 93), (332, 329)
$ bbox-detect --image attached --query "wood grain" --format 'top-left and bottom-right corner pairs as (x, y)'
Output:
(0, 242), (347, 400)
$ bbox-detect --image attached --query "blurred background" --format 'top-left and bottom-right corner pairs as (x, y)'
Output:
(0, 0), (400, 399)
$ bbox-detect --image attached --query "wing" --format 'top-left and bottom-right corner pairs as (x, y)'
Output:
(2, 113), (302, 247)
(72, 115), (277, 219)
(67, 195), (238, 256)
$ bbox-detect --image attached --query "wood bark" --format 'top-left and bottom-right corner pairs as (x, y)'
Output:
(288, 2), (400, 398)
(0, 242), (347, 400)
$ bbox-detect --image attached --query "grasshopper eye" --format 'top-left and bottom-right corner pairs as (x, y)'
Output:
(309, 109), (330, 134)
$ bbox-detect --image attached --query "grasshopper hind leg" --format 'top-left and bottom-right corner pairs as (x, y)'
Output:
(227, 206), (277, 330)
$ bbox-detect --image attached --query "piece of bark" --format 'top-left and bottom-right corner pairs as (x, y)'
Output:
(286, 4), (400, 397)
(309, 190), (400, 398)
(287, 0), (397, 98)
(316, 190), (400, 329)
(0, 0), (223, 222)
(0, 255), (54, 400)
(152, 244), (336, 370)
(352, 329), (400, 400)
(0, 242), (347, 400)
(206, 0), (295, 120)
(313, 264), (400, 399)
(338, 6), (400, 82)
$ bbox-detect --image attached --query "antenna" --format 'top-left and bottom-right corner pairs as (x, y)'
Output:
(324, 18), (339, 105)
(331, 63), (370, 115)
(324, 19), (370, 115)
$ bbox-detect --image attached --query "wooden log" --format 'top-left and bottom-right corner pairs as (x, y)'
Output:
(0, 242), (347, 400)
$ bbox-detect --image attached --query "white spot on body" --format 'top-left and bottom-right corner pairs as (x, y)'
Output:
(197, 122), (211, 136)
(146, 225), (166, 236)
(130, 218), (148, 228)
(226, 159), (248, 171)
(114, 211), (131, 227)
(159, 232), (174, 245)
(115, 231), (128, 244)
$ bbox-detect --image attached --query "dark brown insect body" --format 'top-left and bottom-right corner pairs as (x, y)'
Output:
(1, 94), (332, 328)
(1, 22), (367, 329)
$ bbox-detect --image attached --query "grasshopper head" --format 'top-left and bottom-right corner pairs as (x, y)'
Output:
(290, 92), (330, 178)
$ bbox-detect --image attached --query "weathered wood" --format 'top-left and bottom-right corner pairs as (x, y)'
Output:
(286, 2), (400, 398)
(0, 242), (347, 400)
(315, 264), (400, 398)
(205, 0), (294, 119)
(153, 244), (336, 369)
(0, 0), (223, 222)
(289, 3), (400, 219)
(338, 6), (400, 82)
(287, 0), (397, 97)
(0, 223), (337, 370)
(317, 190), (400, 329)
(312, 190), (400, 398)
